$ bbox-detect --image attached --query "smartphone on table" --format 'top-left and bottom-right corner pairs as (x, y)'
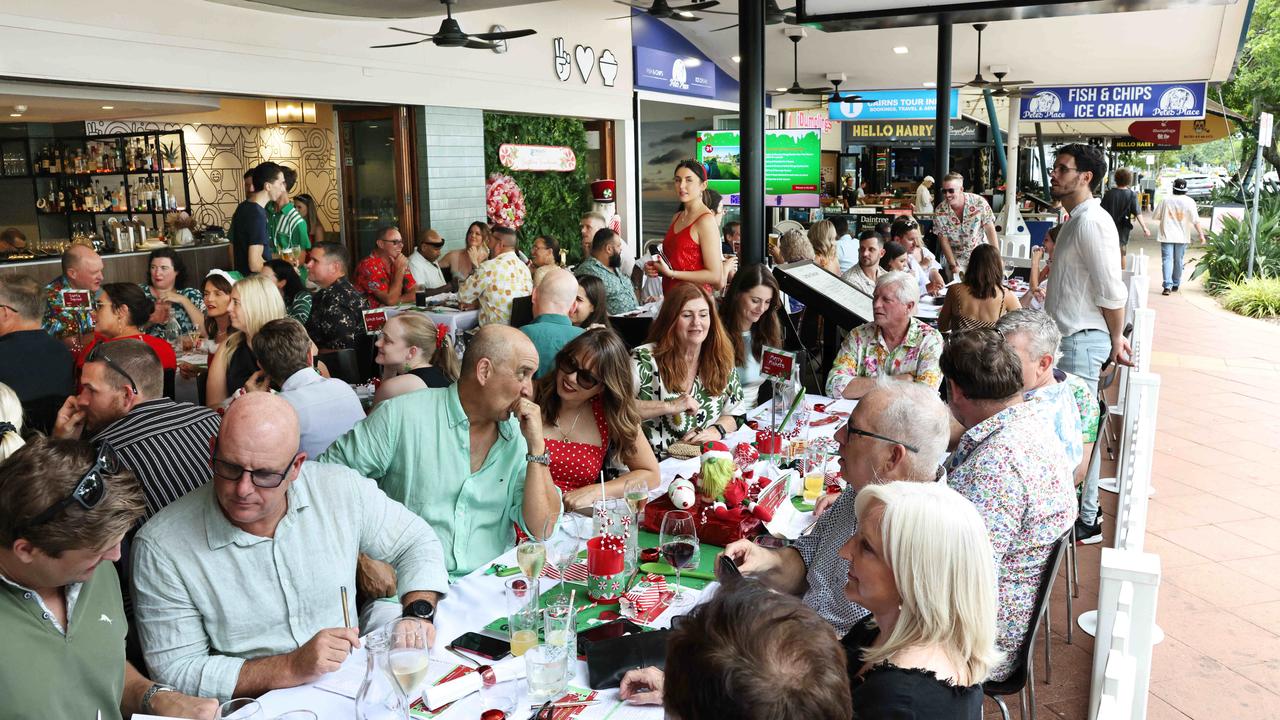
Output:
(448, 631), (511, 661)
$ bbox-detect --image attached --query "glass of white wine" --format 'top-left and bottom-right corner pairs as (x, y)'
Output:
(545, 534), (579, 594)
(386, 617), (432, 704)
(624, 475), (650, 517)
(516, 538), (547, 604)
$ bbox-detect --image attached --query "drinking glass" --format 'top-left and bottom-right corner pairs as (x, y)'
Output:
(545, 534), (579, 593)
(543, 601), (577, 665)
(516, 538), (547, 604)
(505, 577), (539, 657)
(659, 511), (699, 607)
(218, 699), (264, 720)
(802, 447), (826, 504)
(624, 475), (650, 516)
(271, 713), (318, 720)
(525, 644), (569, 702)
(478, 678), (520, 719)
(386, 617), (432, 702)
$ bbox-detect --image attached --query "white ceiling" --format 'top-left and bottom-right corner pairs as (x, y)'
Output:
(0, 82), (222, 125)
(204, 0), (555, 19)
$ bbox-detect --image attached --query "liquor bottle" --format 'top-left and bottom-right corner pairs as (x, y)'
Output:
(116, 182), (126, 212)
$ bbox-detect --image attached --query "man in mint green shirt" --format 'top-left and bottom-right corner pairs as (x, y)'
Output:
(0, 436), (215, 719)
(321, 325), (562, 579)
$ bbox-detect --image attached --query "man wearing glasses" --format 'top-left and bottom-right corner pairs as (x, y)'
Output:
(719, 381), (952, 635)
(407, 228), (450, 295)
(0, 437), (217, 719)
(931, 171), (998, 277)
(355, 225), (417, 309)
(1042, 143), (1132, 387)
(132, 393), (448, 702)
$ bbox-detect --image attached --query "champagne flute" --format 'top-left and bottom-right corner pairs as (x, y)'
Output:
(517, 538), (547, 604)
(624, 475), (650, 517)
(218, 699), (264, 720)
(659, 511), (699, 607)
(545, 534), (579, 594)
(386, 617), (432, 703)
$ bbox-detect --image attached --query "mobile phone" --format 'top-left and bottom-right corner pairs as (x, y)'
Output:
(448, 631), (511, 661)
(576, 619), (645, 656)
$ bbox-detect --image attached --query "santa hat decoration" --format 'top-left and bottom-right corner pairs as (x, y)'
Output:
(701, 440), (732, 460)
(732, 442), (759, 481)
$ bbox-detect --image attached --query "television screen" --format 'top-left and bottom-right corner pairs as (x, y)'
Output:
(695, 129), (821, 207)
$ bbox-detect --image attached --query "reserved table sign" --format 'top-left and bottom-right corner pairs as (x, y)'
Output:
(61, 289), (92, 308)
(362, 308), (389, 334)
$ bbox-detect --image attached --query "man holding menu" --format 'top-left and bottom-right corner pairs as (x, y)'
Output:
(132, 393), (448, 702)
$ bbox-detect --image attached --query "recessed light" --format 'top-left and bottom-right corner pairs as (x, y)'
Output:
(923, 81), (937, 88)
(101, 105), (115, 110)
(8, 113), (21, 118)
(683, 58), (702, 68)
(893, 46), (909, 54)
(775, 87), (788, 92)
(731, 55), (741, 63)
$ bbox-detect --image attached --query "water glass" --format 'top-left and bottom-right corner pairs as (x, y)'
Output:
(505, 577), (540, 657)
(271, 713), (318, 720)
(479, 678), (520, 718)
(218, 699), (263, 720)
(544, 602), (577, 662)
(525, 644), (569, 702)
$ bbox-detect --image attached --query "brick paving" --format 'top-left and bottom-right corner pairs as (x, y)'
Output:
(982, 225), (1280, 719)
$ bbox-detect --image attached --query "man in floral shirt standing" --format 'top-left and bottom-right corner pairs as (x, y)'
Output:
(825, 272), (943, 400)
(941, 329), (1074, 681)
(459, 225), (532, 326)
(932, 171), (997, 276)
(42, 244), (104, 346)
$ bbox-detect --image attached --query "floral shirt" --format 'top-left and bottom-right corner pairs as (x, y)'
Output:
(945, 400), (1075, 681)
(141, 286), (206, 339)
(459, 251), (533, 326)
(825, 319), (943, 397)
(576, 257), (638, 315)
(1024, 369), (1099, 467)
(932, 192), (996, 268)
(631, 343), (743, 454)
(41, 275), (95, 340)
(306, 277), (367, 350)
(355, 255), (416, 309)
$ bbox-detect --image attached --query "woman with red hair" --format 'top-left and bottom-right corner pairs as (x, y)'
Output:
(631, 282), (742, 453)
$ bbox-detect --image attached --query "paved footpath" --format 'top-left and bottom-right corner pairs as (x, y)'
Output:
(982, 227), (1280, 719)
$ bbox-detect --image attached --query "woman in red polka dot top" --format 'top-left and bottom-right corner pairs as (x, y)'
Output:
(536, 329), (660, 511)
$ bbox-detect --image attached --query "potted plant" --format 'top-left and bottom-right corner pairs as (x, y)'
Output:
(160, 142), (182, 171)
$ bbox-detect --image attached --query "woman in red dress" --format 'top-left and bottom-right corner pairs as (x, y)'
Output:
(77, 283), (177, 372)
(649, 160), (725, 294)
(537, 329), (660, 511)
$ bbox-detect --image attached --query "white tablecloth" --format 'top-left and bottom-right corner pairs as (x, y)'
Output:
(384, 304), (480, 339)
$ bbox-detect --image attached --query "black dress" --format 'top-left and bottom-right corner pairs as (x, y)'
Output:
(226, 342), (258, 397)
(842, 617), (983, 720)
(407, 365), (451, 388)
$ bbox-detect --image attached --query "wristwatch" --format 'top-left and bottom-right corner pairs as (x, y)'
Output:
(526, 451), (551, 466)
(403, 599), (436, 623)
(141, 683), (174, 713)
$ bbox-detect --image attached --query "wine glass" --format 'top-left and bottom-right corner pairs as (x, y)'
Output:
(386, 617), (432, 703)
(659, 511), (699, 607)
(516, 538), (547, 603)
(624, 475), (650, 517)
(545, 534), (579, 594)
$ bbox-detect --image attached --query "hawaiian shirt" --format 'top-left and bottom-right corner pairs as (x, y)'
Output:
(825, 318), (943, 397)
(932, 192), (996, 269)
(354, 255), (416, 309)
(306, 277), (367, 350)
(945, 399), (1075, 681)
(459, 251), (533, 326)
(575, 257), (638, 315)
(840, 264), (885, 297)
(141, 286), (206, 340)
(41, 275), (95, 340)
(1024, 368), (1099, 467)
(631, 343), (743, 454)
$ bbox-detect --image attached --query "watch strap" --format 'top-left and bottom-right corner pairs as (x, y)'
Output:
(526, 451), (551, 466)
(141, 683), (173, 713)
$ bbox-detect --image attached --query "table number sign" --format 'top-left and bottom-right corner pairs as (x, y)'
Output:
(362, 308), (388, 334)
(760, 346), (796, 380)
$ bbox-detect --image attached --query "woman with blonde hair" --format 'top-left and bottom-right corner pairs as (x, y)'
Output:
(632, 282), (742, 453)
(538, 329), (660, 509)
(206, 273), (286, 407)
(839, 481), (1000, 718)
(372, 313), (460, 405)
(0, 383), (25, 463)
(808, 219), (841, 274)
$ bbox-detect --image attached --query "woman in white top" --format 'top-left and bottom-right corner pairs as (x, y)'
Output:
(719, 264), (783, 415)
(915, 175), (935, 214)
(890, 218), (944, 296)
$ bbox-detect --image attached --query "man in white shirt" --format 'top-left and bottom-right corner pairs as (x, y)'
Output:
(833, 217), (858, 275)
(1151, 178), (1206, 295)
(915, 175), (934, 214)
(247, 318), (365, 457)
(840, 231), (885, 296)
(407, 229), (449, 296)
(1043, 143), (1132, 390)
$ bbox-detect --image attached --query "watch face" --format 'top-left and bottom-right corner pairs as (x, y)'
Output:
(406, 599), (435, 620)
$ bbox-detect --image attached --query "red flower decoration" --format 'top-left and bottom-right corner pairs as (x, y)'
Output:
(486, 173), (527, 230)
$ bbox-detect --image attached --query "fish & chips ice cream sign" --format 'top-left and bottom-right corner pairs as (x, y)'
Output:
(1021, 82), (1206, 121)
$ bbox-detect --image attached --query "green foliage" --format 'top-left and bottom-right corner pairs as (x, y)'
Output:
(1222, 0), (1280, 116)
(1221, 276), (1280, 317)
(482, 112), (591, 264)
(1192, 192), (1280, 293)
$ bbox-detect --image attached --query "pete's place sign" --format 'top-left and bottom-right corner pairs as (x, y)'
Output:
(1020, 82), (1207, 121)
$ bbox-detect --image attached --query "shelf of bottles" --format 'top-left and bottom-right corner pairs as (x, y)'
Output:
(27, 130), (192, 242)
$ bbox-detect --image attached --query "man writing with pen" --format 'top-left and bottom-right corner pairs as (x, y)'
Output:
(130, 393), (449, 702)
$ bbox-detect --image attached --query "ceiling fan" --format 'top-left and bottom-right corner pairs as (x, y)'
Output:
(769, 31), (833, 98)
(608, 0), (725, 22)
(963, 23), (998, 88)
(823, 77), (876, 106)
(370, 0), (535, 50)
(989, 69), (1033, 97)
(713, 0), (795, 32)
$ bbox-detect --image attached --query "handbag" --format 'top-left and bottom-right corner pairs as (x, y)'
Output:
(584, 629), (670, 689)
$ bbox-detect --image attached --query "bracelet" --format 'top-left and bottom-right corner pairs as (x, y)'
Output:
(713, 423), (725, 439)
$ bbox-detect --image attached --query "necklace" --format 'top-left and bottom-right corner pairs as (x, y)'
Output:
(554, 403), (589, 441)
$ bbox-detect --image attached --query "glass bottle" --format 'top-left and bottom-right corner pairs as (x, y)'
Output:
(355, 630), (410, 720)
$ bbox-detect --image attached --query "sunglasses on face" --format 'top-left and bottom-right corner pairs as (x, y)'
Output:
(23, 444), (118, 529)
(211, 440), (301, 488)
(88, 343), (138, 395)
(424, 241), (445, 249)
(942, 189), (959, 194)
(556, 356), (600, 390)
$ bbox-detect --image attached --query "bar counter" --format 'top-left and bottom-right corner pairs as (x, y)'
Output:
(0, 242), (233, 286)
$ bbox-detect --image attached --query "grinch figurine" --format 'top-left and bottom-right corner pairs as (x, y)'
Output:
(697, 441), (774, 523)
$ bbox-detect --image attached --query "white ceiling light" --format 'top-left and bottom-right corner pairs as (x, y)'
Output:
(731, 55), (741, 63)
(922, 81), (937, 87)
(101, 105), (115, 110)
(893, 46), (909, 54)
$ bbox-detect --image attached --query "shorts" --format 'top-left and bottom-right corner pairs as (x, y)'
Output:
(1117, 226), (1132, 246)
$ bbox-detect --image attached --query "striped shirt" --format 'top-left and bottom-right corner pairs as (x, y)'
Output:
(91, 398), (221, 519)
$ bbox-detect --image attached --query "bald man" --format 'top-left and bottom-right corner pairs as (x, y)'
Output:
(43, 244), (105, 344)
(132, 393), (448, 702)
(520, 267), (584, 379)
(321, 325), (562, 579)
(408, 228), (448, 294)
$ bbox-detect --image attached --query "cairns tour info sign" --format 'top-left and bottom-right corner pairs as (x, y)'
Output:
(697, 129), (822, 208)
(1020, 82), (1207, 121)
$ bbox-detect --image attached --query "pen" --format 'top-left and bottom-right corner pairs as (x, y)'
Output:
(340, 585), (351, 629)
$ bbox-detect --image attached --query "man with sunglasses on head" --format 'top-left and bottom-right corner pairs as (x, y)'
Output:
(932, 171), (997, 277)
(719, 380), (951, 636)
(407, 228), (450, 295)
(356, 225), (416, 309)
(131, 393), (449, 702)
(0, 437), (217, 719)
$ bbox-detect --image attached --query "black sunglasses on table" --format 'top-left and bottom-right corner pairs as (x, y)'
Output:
(556, 356), (599, 390)
(88, 342), (139, 395)
(23, 443), (118, 529)
(210, 440), (302, 488)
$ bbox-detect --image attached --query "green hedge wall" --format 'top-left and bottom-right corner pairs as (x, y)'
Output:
(482, 112), (591, 263)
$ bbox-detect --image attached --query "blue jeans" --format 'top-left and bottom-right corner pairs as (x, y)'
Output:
(1161, 242), (1187, 289)
(1059, 330), (1110, 525)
